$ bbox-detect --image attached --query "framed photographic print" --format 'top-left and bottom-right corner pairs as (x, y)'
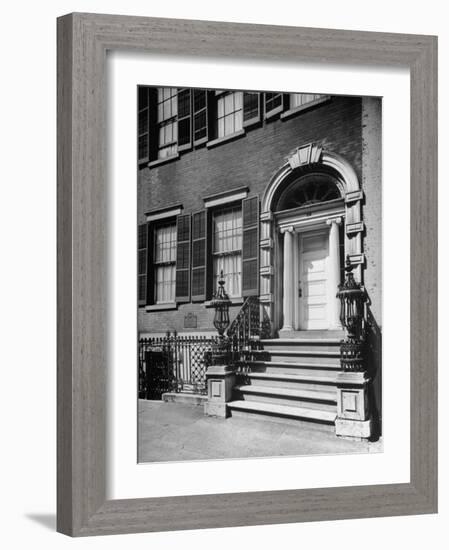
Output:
(57, 12), (437, 536)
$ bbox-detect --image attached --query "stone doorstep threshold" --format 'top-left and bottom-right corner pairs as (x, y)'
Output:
(162, 392), (207, 406)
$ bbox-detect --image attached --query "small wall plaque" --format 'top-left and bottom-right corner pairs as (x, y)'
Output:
(184, 312), (197, 328)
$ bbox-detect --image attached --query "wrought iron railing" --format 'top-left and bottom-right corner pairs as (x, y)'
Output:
(226, 296), (271, 374)
(139, 332), (219, 399)
(227, 296), (260, 351)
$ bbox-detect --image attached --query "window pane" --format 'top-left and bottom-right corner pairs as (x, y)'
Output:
(194, 110), (207, 141)
(224, 93), (233, 112)
(217, 97), (224, 118)
(163, 100), (171, 120)
(265, 92), (282, 113)
(178, 89), (190, 118)
(213, 254), (241, 298)
(194, 90), (206, 111)
(218, 118), (224, 138)
(224, 114), (234, 136)
(155, 264), (176, 303)
(213, 207), (242, 253)
(243, 92), (259, 121)
(217, 91), (243, 137)
(155, 224), (177, 262)
(165, 123), (172, 143)
(234, 110), (243, 132)
(235, 91), (243, 110)
(290, 93), (323, 108)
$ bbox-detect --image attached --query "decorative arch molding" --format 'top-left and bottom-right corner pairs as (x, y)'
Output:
(258, 143), (365, 332)
(261, 144), (362, 212)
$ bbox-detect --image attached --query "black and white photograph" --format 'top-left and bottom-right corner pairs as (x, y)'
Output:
(1, 0), (442, 544)
(137, 86), (383, 462)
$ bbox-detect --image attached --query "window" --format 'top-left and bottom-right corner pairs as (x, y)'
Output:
(154, 223), (177, 303)
(290, 93), (324, 109)
(276, 173), (341, 211)
(157, 88), (178, 159)
(212, 206), (242, 298)
(264, 92), (283, 117)
(217, 92), (243, 138)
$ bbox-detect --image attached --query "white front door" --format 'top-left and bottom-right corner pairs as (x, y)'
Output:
(298, 230), (330, 330)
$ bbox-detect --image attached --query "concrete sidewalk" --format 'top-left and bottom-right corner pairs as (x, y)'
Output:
(138, 399), (382, 463)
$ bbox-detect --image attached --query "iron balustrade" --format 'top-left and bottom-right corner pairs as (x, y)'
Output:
(139, 332), (220, 398)
(227, 296), (271, 376)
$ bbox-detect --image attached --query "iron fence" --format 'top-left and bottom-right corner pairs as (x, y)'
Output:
(139, 333), (220, 399)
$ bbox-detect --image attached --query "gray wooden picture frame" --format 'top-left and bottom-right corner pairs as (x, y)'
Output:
(57, 12), (438, 537)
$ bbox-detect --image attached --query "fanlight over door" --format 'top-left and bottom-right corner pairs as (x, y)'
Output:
(276, 172), (341, 211)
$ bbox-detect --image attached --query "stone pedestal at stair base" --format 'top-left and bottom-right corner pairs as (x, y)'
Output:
(335, 371), (372, 439)
(204, 365), (237, 418)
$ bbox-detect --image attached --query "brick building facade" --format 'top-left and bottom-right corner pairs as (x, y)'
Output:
(137, 87), (382, 439)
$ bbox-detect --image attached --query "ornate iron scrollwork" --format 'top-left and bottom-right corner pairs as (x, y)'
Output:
(337, 256), (368, 372)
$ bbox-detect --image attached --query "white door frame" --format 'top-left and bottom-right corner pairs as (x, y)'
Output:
(276, 204), (344, 333)
(297, 228), (330, 330)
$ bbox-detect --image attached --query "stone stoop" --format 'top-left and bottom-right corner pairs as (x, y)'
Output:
(227, 336), (343, 426)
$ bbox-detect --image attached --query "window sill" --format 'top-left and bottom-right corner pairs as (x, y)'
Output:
(206, 129), (245, 149)
(204, 298), (244, 308)
(280, 96), (331, 120)
(148, 154), (180, 168)
(178, 143), (192, 153)
(194, 136), (208, 148)
(243, 116), (261, 129)
(264, 105), (283, 120)
(145, 303), (178, 312)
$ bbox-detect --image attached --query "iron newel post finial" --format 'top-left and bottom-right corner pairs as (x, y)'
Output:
(210, 270), (232, 365)
(336, 256), (368, 372)
(211, 270), (231, 338)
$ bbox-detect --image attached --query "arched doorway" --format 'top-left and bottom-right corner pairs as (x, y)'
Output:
(260, 143), (364, 336)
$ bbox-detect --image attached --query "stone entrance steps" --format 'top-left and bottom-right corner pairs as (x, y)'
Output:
(234, 384), (336, 412)
(228, 400), (337, 424)
(227, 334), (343, 427)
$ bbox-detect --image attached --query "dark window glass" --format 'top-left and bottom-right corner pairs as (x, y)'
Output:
(243, 93), (259, 121)
(265, 92), (282, 114)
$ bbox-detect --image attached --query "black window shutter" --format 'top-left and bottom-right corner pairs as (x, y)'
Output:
(193, 89), (208, 145)
(243, 92), (261, 126)
(147, 89), (158, 162)
(242, 196), (259, 296)
(137, 87), (150, 164)
(175, 214), (191, 302)
(138, 223), (148, 305)
(138, 87), (159, 164)
(145, 223), (155, 305)
(191, 210), (208, 301)
(177, 88), (192, 151)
